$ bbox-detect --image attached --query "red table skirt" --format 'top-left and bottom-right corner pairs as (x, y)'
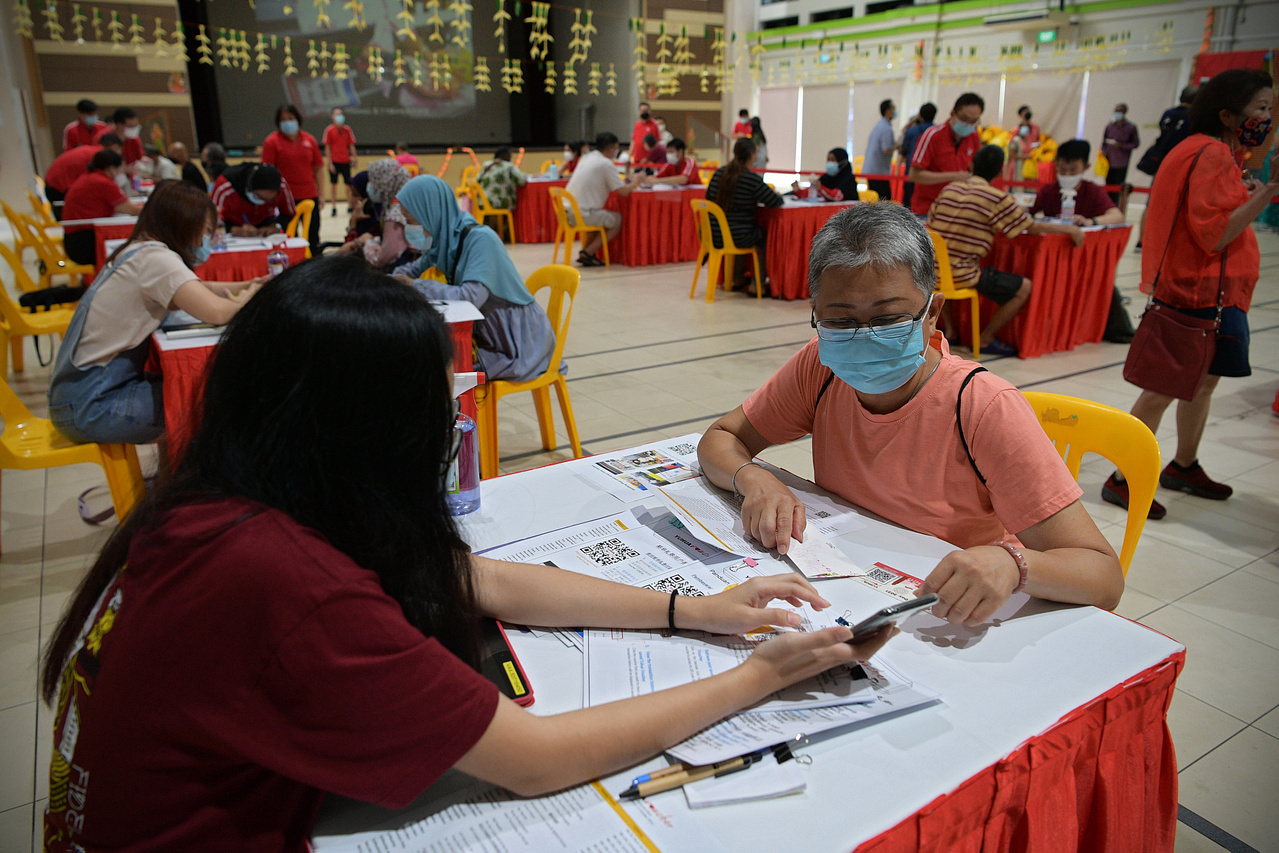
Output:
(514, 180), (567, 244)
(93, 223), (135, 267)
(858, 650), (1182, 853)
(94, 225), (307, 282)
(950, 226), (1130, 358)
(757, 202), (858, 299)
(606, 187), (705, 267)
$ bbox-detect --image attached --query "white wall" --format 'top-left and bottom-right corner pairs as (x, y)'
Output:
(758, 86), (801, 171)
(0, 11), (43, 249)
(800, 84), (852, 168)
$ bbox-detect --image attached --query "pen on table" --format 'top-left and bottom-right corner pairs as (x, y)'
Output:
(618, 750), (768, 800)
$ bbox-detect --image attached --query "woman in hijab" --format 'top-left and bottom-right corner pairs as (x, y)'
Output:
(209, 162), (296, 237)
(359, 158), (414, 270)
(792, 148), (863, 202)
(394, 175), (558, 384)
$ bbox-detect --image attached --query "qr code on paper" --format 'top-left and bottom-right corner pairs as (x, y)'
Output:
(668, 443), (697, 457)
(644, 574), (705, 597)
(579, 538), (641, 566)
(865, 566), (898, 585)
(813, 510), (832, 519)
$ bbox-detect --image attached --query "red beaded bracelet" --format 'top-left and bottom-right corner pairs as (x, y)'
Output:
(992, 540), (1029, 594)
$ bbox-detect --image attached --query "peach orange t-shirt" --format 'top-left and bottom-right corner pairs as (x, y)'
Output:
(742, 333), (1081, 548)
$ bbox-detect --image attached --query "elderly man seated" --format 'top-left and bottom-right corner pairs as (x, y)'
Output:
(698, 204), (1123, 627)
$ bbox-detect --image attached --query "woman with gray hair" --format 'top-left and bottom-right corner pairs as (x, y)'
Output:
(698, 203), (1123, 628)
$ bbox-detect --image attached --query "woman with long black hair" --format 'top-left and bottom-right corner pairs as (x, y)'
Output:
(706, 138), (784, 291)
(40, 255), (891, 849)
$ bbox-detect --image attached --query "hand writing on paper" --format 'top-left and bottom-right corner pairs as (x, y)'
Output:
(683, 575), (831, 635)
(743, 625), (897, 692)
(736, 466), (807, 556)
(918, 546), (1021, 628)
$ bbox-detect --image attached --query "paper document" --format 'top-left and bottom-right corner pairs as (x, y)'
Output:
(684, 753), (806, 809)
(785, 527), (864, 579)
(567, 435), (703, 501)
(666, 655), (940, 766)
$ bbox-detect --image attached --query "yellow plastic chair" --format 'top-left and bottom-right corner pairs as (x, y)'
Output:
(284, 199), (315, 258)
(697, 165), (719, 186)
(469, 184), (515, 244)
(926, 227), (981, 362)
(1021, 392), (1160, 574)
(859, 189), (880, 203)
(1, 201), (40, 262)
(474, 265), (583, 479)
(540, 159), (561, 174)
(25, 190), (60, 235)
(689, 198), (761, 303)
(548, 187), (609, 266)
(13, 214), (94, 290)
(0, 241), (76, 375)
(853, 155), (865, 173)
(0, 377), (145, 551)
(1095, 154), (1110, 180)
(458, 165), (477, 189)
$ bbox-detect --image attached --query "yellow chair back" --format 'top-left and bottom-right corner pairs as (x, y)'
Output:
(859, 189), (880, 203)
(1095, 154), (1110, 180)
(1021, 392), (1160, 574)
(25, 190), (58, 232)
(547, 187), (608, 266)
(540, 159), (561, 174)
(285, 199), (315, 257)
(853, 155), (865, 172)
(688, 198), (761, 302)
(0, 239), (77, 374)
(1, 201), (37, 259)
(12, 214), (93, 289)
(926, 227), (981, 361)
(459, 166), (477, 188)
(469, 184), (515, 243)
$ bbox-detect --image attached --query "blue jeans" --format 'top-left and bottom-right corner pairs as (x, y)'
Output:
(48, 341), (164, 444)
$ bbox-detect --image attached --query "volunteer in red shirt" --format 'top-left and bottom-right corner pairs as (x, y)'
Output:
(39, 256), (890, 851)
(322, 106), (358, 217)
(262, 104), (324, 251)
(110, 107), (144, 165)
(59, 149), (142, 265)
(731, 108), (752, 140)
(210, 162), (296, 236)
(646, 138), (700, 186)
(908, 91), (985, 215)
(630, 102), (660, 162)
(62, 98), (109, 151)
(44, 134), (123, 219)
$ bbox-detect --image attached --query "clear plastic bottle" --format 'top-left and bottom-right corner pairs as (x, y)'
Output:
(267, 248), (290, 278)
(446, 412), (481, 515)
(547, 162), (559, 180)
(1061, 189), (1077, 223)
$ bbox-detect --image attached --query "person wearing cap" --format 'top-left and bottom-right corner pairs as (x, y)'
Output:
(62, 99), (110, 151)
(210, 162), (297, 237)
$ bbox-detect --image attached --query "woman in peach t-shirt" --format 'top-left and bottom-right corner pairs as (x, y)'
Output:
(699, 205), (1123, 628)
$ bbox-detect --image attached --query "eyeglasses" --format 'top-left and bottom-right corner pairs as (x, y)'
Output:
(811, 295), (932, 341)
(445, 399), (462, 467)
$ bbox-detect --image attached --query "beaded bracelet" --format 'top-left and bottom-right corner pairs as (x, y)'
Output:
(991, 540), (1029, 594)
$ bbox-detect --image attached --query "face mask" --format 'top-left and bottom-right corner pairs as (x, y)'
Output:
(1236, 115), (1273, 149)
(816, 296), (932, 395)
(334, 114), (345, 125)
(563, 150), (574, 161)
(366, 184), (381, 203)
(83, 115), (98, 126)
(246, 191), (266, 206)
(1057, 173), (1083, 191)
(1018, 125), (1030, 137)
(114, 172), (130, 192)
(191, 234), (213, 266)
(123, 126), (142, 139)
(279, 119), (299, 135)
(640, 112), (651, 121)
(404, 224), (433, 251)
(825, 161), (839, 176)
(952, 119), (977, 138)
(1112, 112), (1125, 123)
(666, 152), (680, 165)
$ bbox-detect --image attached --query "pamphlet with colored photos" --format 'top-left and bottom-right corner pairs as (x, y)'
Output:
(567, 435), (703, 499)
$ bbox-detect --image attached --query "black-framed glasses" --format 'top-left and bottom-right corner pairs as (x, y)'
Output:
(811, 295), (932, 341)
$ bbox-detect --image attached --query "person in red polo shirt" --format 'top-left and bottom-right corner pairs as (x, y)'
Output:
(60, 149), (143, 265)
(44, 134), (123, 219)
(262, 104), (324, 252)
(645, 138), (700, 186)
(109, 107), (144, 165)
(322, 106), (358, 217)
(62, 99), (109, 151)
(731, 108), (752, 140)
(630, 102), (660, 162)
(210, 162), (296, 236)
(909, 92), (986, 215)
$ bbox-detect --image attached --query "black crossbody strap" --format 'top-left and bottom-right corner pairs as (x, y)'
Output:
(956, 366), (989, 486)
(815, 371), (836, 411)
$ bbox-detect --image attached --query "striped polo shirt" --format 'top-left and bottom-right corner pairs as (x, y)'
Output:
(926, 176), (1032, 286)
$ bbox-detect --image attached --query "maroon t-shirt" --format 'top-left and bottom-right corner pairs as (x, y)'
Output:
(44, 498), (498, 852)
(1030, 179), (1117, 219)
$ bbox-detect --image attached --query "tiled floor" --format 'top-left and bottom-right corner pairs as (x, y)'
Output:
(1, 204), (1276, 850)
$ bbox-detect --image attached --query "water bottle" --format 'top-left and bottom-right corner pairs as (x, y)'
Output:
(547, 162), (559, 179)
(445, 411), (481, 515)
(1061, 190), (1076, 223)
(267, 248), (290, 278)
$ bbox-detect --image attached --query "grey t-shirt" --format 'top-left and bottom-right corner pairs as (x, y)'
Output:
(864, 118), (896, 176)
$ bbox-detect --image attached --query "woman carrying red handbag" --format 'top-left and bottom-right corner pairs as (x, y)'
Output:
(1105, 68), (1277, 520)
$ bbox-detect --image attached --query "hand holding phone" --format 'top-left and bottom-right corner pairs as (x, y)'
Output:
(841, 594), (939, 644)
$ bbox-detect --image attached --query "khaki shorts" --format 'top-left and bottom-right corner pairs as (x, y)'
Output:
(567, 207), (621, 230)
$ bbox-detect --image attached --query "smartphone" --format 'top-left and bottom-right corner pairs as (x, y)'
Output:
(844, 594), (940, 643)
(479, 619), (535, 707)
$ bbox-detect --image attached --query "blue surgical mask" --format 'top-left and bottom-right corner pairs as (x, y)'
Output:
(366, 185), (381, 203)
(334, 114), (345, 125)
(825, 161), (839, 176)
(816, 296), (933, 395)
(191, 234), (213, 266)
(84, 115), (98, 126)
(1018, 125), (1030, 137)
(952, 119), (977, 138)
(279, 119), (299, 135)
(246, 191), (266, 205)
(1112, 112), (1125, 123)
(404, 224), (433, 252)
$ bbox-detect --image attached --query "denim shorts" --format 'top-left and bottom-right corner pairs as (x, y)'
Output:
(1157, 303), (1251, 378)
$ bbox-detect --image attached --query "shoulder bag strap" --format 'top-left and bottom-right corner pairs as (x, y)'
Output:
(1148, 143), (1211, 304)
(956, 366), (989, 486)
(814, 371), (836, 411)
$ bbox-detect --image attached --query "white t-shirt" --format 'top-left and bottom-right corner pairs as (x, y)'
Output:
(73, 241), (196, 368)
(564, 150), (624, 212)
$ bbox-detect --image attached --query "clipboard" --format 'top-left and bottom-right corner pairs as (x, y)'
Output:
(480, 619), (535, 707)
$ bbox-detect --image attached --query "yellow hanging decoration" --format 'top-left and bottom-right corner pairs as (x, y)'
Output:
(306, 38), (320, 75)
(196, 23), (213, 64)
(171, 20), (187, 61)
(343, 0), (364, 30)
(333, 42), (349, 79)
(473, 55), (491, 91)
(699, 64), (708, 93)
(318, 39), (332, 76)
(543, 59), (556, 94)
(411, 54), (424, 88)
(313, 0), (330, 29)
(241, 30), (253, 71)
(152, 17), (166, 55)
(631, 18), (646, 93)
(107, 11), (124, 50)
(587, 61), (600, 95)
(492, 0), (508, 54)
(568, 8), (595, 67)
(524, 2), (550, 60)
(605, 62), (616, 96)
(509, 58), (523, 92)
(43, 1), (64, 41)
(499, 57), (513, 92)
(14, 0), (35, 38)
(561, 62), (576, 94)
(255, 33), (270, 73)
(367, 46), (383, 82)
(428, 51), (441, 89)
(424, 0), (443, 44)
(90, 6), (102, 40)
(394, 0), (413, 39)
(215, 27), (230, 65)
(393, 48), (407, 85)
(673, 25), (692, 71)
(441, 51), (452, 88)
(282, 36), (297, 75)
(70, 3), (85, 41)
(447, 0), (470, 50)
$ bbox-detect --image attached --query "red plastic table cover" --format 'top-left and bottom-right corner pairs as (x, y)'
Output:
(513, 179), (567, 244)
(95, 228), (307, 282)
(949, 225), (1131, 359)
(757, 201), (859, 299)
(605, 186), (705, 267)
(857, 649), (1182, 853)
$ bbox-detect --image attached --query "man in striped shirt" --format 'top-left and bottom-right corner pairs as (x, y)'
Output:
(927, 146), (1083, 357)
